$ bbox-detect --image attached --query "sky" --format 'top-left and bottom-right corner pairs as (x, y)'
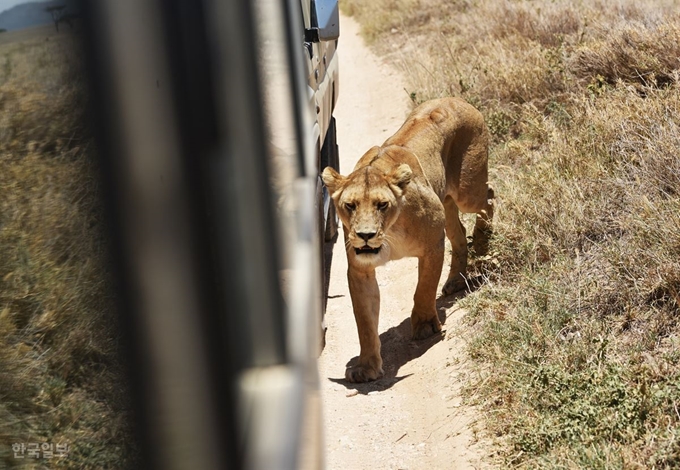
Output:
(0, 0), (48, 15)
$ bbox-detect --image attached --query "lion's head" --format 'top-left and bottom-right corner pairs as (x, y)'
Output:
(322, 161), (412, 266)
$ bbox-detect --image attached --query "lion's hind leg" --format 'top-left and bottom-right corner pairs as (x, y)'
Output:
(472, 184), (494, 256)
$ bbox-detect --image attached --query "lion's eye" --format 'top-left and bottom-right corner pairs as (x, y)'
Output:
(344, 202), (356, 212)
(377, 201), (389, 211)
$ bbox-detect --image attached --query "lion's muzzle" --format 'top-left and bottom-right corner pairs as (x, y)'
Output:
(354, 245), (382, 255)
(353, 231), (383, 255)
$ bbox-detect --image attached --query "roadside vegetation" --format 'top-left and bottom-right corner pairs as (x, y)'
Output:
(341, 0), (680, 467)
(0, 27), (136, 468)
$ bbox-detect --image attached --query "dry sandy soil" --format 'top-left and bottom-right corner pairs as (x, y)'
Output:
(318, 14), (490, 470)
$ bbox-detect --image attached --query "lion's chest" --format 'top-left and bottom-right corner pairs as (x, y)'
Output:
(385, 181), (445, 262)
(385, 224), (421, 260)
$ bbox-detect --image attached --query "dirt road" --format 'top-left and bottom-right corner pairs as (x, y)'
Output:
(318, 15), (488, 470)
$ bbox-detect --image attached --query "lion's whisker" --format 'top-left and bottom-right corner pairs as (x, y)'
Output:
(383, 234), (396, 248)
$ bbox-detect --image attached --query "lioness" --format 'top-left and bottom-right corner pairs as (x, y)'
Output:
(322, 97), (494, 383)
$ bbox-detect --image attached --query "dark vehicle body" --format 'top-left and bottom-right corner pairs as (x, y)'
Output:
(80, 0), (339, 468)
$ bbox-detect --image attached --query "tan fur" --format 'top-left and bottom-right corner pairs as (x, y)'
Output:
(322, 97), (494, 383)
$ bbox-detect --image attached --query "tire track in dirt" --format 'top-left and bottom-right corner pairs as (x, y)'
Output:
(319, 14), (488, 470)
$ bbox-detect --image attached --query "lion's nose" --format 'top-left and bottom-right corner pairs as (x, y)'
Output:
(357, 232), (377, 242)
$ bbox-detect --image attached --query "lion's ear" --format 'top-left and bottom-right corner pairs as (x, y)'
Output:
(321, 167), (346, 197)
(387, 164), (412, 194)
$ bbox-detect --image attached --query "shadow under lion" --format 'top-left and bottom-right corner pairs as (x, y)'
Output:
(327, 273), (486, 395)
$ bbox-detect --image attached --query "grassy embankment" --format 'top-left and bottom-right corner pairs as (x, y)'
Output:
(0, 27), (136, 468)
(341, 1), (680, 467)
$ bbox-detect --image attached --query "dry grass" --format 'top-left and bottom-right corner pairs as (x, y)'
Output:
(343, 0), (680, 467)
(0, 28), (137, 468)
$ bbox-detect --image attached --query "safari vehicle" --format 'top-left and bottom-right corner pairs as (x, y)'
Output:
(304, 0), (341, 240)
(79, 0), (338, 468)
(304, 0), (341, 313)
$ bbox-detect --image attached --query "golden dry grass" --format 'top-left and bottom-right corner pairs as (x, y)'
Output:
(342, 0), (680, 467)
(0, 29), (136, 468)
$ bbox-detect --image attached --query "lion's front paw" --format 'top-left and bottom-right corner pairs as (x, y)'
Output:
(412, 316), (442, 340)
(345, 364), (384, 383)
(442, 277), (467, 295)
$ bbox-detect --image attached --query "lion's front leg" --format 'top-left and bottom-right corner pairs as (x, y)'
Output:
(346, 265), (383, 383)
(442, 196), (468, 295)
(411, 237), (444, 340)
